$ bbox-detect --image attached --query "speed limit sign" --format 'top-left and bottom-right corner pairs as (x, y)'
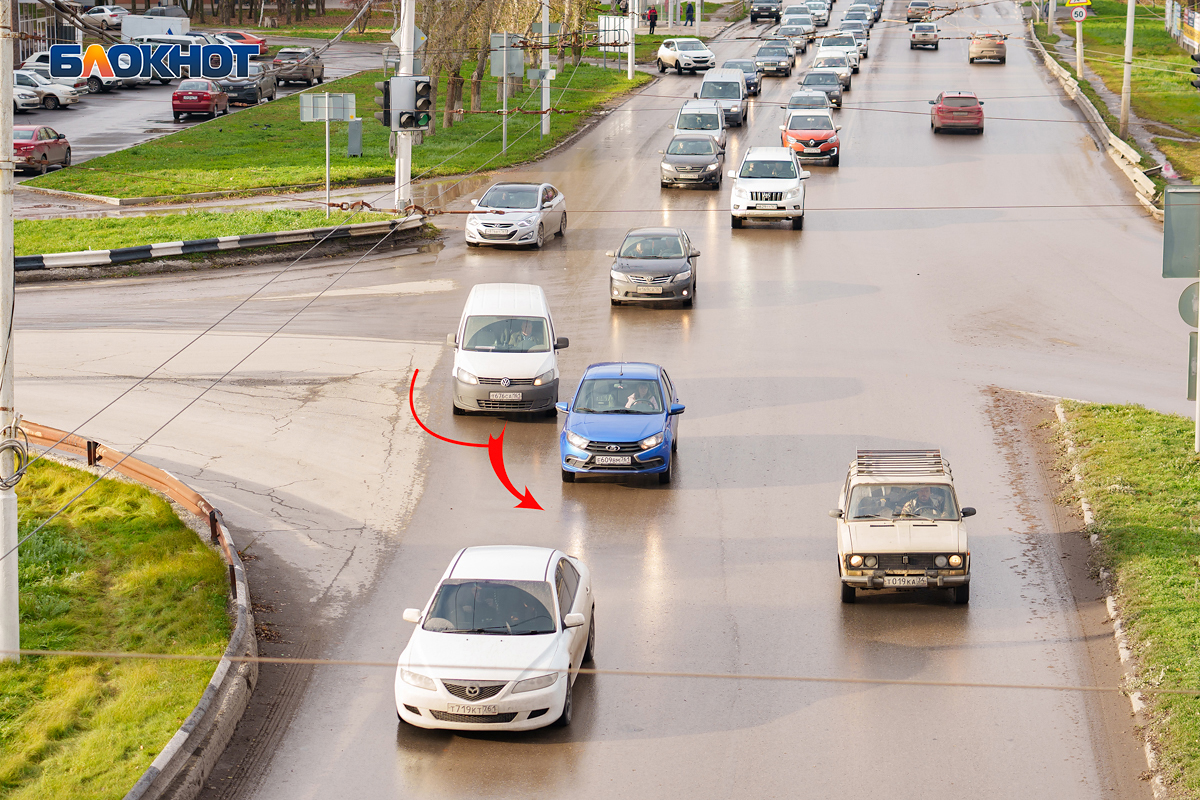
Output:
(1071, 7), (1087, 21)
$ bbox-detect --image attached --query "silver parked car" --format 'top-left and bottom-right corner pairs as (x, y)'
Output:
(465, 182), (567, 249)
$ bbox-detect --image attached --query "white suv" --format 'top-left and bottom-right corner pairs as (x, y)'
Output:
(832, 450), (975, 605)
(728, 147), (809, 230)
(656, 38), (717, 74)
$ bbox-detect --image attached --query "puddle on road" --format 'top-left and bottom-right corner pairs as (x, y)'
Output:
(412, 174), (492, 209)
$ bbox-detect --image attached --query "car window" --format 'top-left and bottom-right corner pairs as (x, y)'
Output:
(178, 80), (208, 91)
(915, 23), (936, 30)
(677, 112), (720, 130)
(667, 137), (715, 156)
(739, 159), (798, 179)
(462, 315), (549, 353)
(788, 94), (827, 107)
(422, 579), (557, 634)
(722, 60), (754, 73)
(758, 48), (788, 57)
(677, 40), (705, 51)
(661, 369), (675, 401)
(479, 185), (539, 209)
(619, 234), (686, 258)
(13, 130), (33, 141)
(573, 378), (665, 414)
(942, 96), (979, 107)
(555, 562), (577, 622)
(787, 114), (834, 130)
(700, 81), (740, 100)
(847, 484), (960, 520)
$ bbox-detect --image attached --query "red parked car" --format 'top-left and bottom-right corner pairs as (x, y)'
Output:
(930, 91), (985, 134)
(218, 30), (268, 56)
(172, 79), (230, 121)
(12, 125), (70, 174)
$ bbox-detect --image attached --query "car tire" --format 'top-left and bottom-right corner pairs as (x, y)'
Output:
(977, 126), (984, 134)
(63, 147), (71, 167)
(556, 212), (566, 236)
(661, 181), (670, 188)
(173, 112), (181, 121)
(583, 609), (595, 662)
(532, 224), (545, 249)
(452, 404), (466, 415)
(792, 215), (804, 230)
(683, 294), (693, 308)
(731, 215), (742, 229)
(830, 153), (839, 167)
(658, 58), (666, 73)
(37, 156), (48, 175)
(658, 455), (673, 484)
(933, 42), (938, 49)
(221, 104), (229, 115)
(968, 56), (974, 63)
(852, 65), (859, 73)
(318, 74), (324, 84)
(1000, 57), (1006, 64)
(555, 684), (573, 727)
(677, 62), (684, 75)
(562, 467), (576, 482)
(43, 96), (59, 110)
(610, 298), (620, 306)
(307, 77), (314, 86)
(841, 583), (856, 604)
(953, 584), (970, 604)
(87, 76), (103, 93)
(845, 80), (851, 91)
(910, 43), (915, 49)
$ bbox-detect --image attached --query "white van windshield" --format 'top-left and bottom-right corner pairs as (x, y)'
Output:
(462, 316), (550, 352)
(700, 82), (740, 100)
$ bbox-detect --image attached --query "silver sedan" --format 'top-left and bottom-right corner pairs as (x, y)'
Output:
(465, 182), (568, 249)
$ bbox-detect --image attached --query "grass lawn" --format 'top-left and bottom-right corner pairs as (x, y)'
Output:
(14, 209), (392, 257)
(0, 459), (229, 799)
(584, 33), (678, 63)
(229, 9), (394, 43)
(1059, 402), (1200, 795)
(24, 63), (649, 199)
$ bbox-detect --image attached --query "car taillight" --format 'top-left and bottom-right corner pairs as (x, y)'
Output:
(272, 59), (281, 65)
(197, 92), (210, 99)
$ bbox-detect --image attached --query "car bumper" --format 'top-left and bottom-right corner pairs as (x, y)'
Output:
(225, 87), (261, 102)
(55, 96), (81, 106)
(731, 203), (804, 219)
(786, 144), (838, 163)
(611, 276), (695, 301)
(758, 64), (791, 75)
(721, 108), (744, 124)
(678, 61), (713, 70)
(935, 116), (983, 128)
(396, 675), (567, 731)
(842, 572), (970, 588)
(561, 440), (670, 475)
(662, 168), (721, 185)
(14, 100), (40, 110)
(971, 49), (1005, 58)
(454, 377), (558, 413)
(465, 223), (542, 245)
(912, 37), (938, 45)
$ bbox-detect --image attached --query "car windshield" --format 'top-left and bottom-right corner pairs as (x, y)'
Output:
(779, 26), (803, 35)
(13, 130), (33, 141)
(677, 112), (719, 130)
(846, 10), (867, 16)
(619, 234), (686, 258)
(573, 378), (665, 414)
(20, 72), (49, 85)
(740, 159), (798, 178)
(667, 138), (716, 155)
(789, 93), (827, 107)
(677, 40), (705, 51)
(700, 82), (740, 99)
(792, 15), (814, 23)
(942, 96), (979, 107)
(723, 60), (755, 73)
(758, 48), (788, 57)
(422, 580), (557, 635)
(804, 72), (838, 85)
(178, 80), (208, 91)
(824, 35), (856, 46)
(814, 56), (846, 68)
(787, 114), (834, 130)
(910, 1), (929, 6)
(277, 50), (306, 59)
(847, 484), (960, 520)
(478, 185), (539, 209)
(462, 315), (550, 352)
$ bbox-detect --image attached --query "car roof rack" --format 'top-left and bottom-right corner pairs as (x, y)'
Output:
(851, 449), (951, 477)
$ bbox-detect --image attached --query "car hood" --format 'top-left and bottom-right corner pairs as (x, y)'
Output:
(847, 520), (965, 553)
(804, 83), (842, 94)
(735, 177), (803, 192)
(785, 129), (836, 141)
(468, 209), (539, 224)
(661, 153), (719, 168)
(457, 350), (555, 379)
(401, 628), (566, 681)
(678, 48), (715, 59)
(568, 412), (665, 443)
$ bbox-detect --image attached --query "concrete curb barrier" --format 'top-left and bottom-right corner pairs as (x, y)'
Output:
(1025, 20), (1164, 222)
(1054, 404), (1168, 800)
(15, 215), (425, 271)
(22, 422), (257, 800)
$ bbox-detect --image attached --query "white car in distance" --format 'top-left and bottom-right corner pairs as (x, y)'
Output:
(395, 546), (596, 731)
(656, 38), (717, 74)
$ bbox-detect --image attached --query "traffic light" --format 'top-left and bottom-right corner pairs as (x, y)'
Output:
(394, 75), (417, 129)
(412, 76), (432, 129)
(1192, 53), (1200, 90)
(373, 78), (393, 128)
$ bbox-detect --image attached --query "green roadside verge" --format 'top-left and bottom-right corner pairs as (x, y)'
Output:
(14, 209), (391, 257)
(23, 63), (650, 200)
(0, 459), (229, 799)
(1058, 402), (1200, 794)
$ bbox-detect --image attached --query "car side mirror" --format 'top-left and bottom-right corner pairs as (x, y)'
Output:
(828, 509), (843, 518)
(446, 333), (456, 346)
(835, 125), (842, 131)
(554, 336), (569, 350)
(668, 403), (686, 416)
(928, 99), (936, 104)
(961, 507), (977, 517)
(469, 198), (478, 206)
(779, 124), (786, 131)
(402, 608), (421, 624)
(978, 100), (985, 105)
(727, 169), (736, 178)
(799, 170), (811, 179)
(604, 250), (615, 257)
(563, 613), (586, 628)
(555, 401), (568, 413)
(693, 92), (698, 98)
(57, 133), (65, 139)
(690, 248), (701, 257)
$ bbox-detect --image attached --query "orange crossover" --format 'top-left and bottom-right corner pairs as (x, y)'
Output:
(779, 110), (841, 166)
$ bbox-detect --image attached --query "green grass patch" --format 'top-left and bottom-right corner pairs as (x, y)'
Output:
(25, 63), (648, 199)
(1060, 402), (1200, 795)
(233, 9), (395, 43)
(13, 209), (392, 256)
(1155, 138), (1200, 184)
(0, 459), (230, 799)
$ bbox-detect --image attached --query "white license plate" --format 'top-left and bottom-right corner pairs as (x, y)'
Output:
(635, 286), (663, 294)
(593, 455), (632, 465)
(803, 147), (822, 153)
(756, 203), (777, 209)
(183, 95), (198, 100)
(489, 391), (522, 400)
(446, 703), (498, 715)
(883, 576), (927, 588)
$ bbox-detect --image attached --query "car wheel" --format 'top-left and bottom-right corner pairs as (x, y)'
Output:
(87, 76), (102, 93)
(562, 466), (576, 482)
(43, 96), (59, 110)
(968, 56), (974, 63)
(932, 124), (940, 134)
(318, 74), (324, 84)
(556, 212), (566, 236)
(658, 455), (673, 484)
(661, 181), (670, 188)
(841, 583), (856, 604)
(221, 104), (229, 115)
(676, 62), (684, 75)
(658, 58), (666, 73)
(852, 65), (859, 73)
(610, 298), (621, 306)
(532, 224), (544, 249)
(933, 42), (938, 49)
(792, 215), (804, 230)
(307, 77), (314, 86)
(910, 43), (915, 49)
(63, 147), (71, 167)
(174, 112), (181, 121)
(683, 294), (693, 308)
(785, 68), (792, 77)
(452, 404), (466, 415)
(555, 684), (573, 727)
(845, 80), (851, 91)
(830, 153), (839, 167)
(953, 584), (970, 604)
(158, 78), (172, 85)
(731, 215), (742, 229)
(38, 157), (48, 175)
(1000, 57), (1006, 64)
(977, 126), (984, 134)
(583, 610), (596, 662)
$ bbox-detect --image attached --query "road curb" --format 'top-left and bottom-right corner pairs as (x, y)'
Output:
(1054, 403), (1168, 800)
(14, 215), (425, 271)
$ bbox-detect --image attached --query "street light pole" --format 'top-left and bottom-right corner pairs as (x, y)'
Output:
(0, 0), (18, 665)
(542, 0), (550, 137)
(1118, 0), (1135, 138)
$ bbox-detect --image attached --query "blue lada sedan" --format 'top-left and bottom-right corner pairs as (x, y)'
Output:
(557, 362), (685, 484)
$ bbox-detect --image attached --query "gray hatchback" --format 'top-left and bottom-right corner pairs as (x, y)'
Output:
(607, 228), (699, 308)
(799, 70), (843, 107)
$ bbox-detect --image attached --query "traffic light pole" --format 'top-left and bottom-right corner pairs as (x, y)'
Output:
(1117, 0), (1135, 139)
(395, 0), (415, 212)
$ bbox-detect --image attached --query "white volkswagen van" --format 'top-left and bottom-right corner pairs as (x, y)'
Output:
(448, 284), (569, 417)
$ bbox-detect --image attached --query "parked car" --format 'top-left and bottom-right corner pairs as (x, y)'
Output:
(13, 125), (70, 173)
(906, 0), (932, 21)
(659, 134), (724, 190)
(750, 0), (782, 23)
(671, 99), (727, 149)
(798, 69), (843, 107)
(395, 546), (595, 730)
(698, 68), (747, 126)
(218, 29), (269, 56)
(754, 45), (794, 77)
(465, 182), (567, 249)
(656, 38), (716, 74)
(273, 47), (325, 85)
(729, 146), (809, 230)
(607, 228), (700, 306)
(930, 90), (984, 133)
(787, 89), (832, 110)
(816, 34), (861, 72)
(911, 22), (939, 49)
(172, 79), (229, 120)
(13, 87), (41, 113)
(22, 48), (145, 91)
(15, 70), (83, 110)
(558, 362), (685, 483)
(217, 62), (277, 104)
(780, 109), (841, 166)
(969, 30), (1007, 63)
(811, 52), (852, 89)
(21, 64), (89, 94)
(833, 449), (975, 605)
(721, 59), (763, 95)
(82, 4), (128, 28)
(144, 5), (188, 17)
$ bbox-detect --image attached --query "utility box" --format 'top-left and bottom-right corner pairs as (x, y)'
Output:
(347, 118), (363, 157)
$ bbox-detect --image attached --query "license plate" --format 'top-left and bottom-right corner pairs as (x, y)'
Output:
(954, 111), (971, 116)
(635, 286), (663, 294)
(756, 203), (778, 210)
(489, 391), (522, 400)
(804, 147), (821, 153)
(183, 95), (197, 100)
(883, 576), (927, 588)
(446, 704), (498, 715)
(593, 455), (632, 466)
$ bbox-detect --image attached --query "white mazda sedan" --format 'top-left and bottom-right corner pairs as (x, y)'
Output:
(395, 546), (595, 731)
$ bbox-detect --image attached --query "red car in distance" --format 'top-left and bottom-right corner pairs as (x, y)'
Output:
(218, 30), (268, 56)
(779, 109), (841, 167)
(13, 125), (70, 174)
(172, 79), (230, 121)
(930, 91), (985, 134)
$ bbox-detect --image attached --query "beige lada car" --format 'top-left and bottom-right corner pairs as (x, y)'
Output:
(968, 30), (1007, 63)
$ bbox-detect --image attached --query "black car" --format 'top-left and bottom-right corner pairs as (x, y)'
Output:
(721, 59), (762, 95)
(798, 70), (843, 107)
(754, 46), (794, 77)
(607, 227), (699, 307)
(750, 0), (781, 23)
(659, 134), (724, 189)
(217, 62), (277, 104)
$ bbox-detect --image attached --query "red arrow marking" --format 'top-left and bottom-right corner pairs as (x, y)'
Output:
(408, 368), (542, 510)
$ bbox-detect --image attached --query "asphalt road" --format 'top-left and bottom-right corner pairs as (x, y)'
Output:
(12, 1), (1186, 797)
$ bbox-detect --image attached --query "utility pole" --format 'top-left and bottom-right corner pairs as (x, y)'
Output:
(0, 0), (17, 665)
(1049, 0), (1057, 36)
(394, 0), (415, 212)
(628, 2), (636, 81)
(542, 0), (550, 137)
(1118, 0), (1135, 138)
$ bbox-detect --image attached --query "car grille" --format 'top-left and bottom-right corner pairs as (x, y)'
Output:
(478, 377), (535, 386)
(585, 441), (641, 453)
(674, 165), (702, 173)
(442, 680), (508, 701)
(876, 553), (941, 570)
(429, 710), (518, 723)
(628, 274), (673, 285)
(751, 191), (784, 202)
(582, 457), (665, 471)
(477, 399), (537, 410)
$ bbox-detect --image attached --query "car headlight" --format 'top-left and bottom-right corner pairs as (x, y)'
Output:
(674, 269), (692, 282)
(864, 555), (878, 568)
(610, 269), (627, 282)
(848, 554), (863, 568)
(733, 186), (749, 198)
(400, 668), (437, 691)
(784, 187), (803, 199)
(703, 162), (718, 171)
(457, 368), (478, 385)
(516, 217), (533, 228)
(533, 369), (554, 387)
(661, 162), (676, 171)
(512, 672), (560, 693)
(786, 135), (798, 143)
(948, 554), (964, 568)
(935, 555), (948, 568)
(639, 432), (665, 450)
(565, 430), (589, 450)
